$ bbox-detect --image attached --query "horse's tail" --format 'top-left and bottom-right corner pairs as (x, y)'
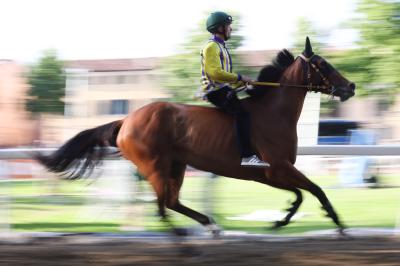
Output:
(35, 120), (123, 179)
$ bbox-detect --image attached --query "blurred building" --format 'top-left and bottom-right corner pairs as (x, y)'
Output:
(50, 51), (320, 145)
(44, 57), (171, 142)
(0, 60), (37, 147)
(4, 51), (399, 147)
(338, 96), (398, 143)
(0, 52), (322, 146)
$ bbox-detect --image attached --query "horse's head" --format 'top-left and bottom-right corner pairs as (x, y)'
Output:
(299, 37), (355, 101)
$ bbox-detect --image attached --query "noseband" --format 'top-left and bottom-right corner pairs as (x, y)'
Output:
(298, 54), (336, 96)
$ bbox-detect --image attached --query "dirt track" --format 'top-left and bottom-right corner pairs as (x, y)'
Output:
(0, 235), (399, 266)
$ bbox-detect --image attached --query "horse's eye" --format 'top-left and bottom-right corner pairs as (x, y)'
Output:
(320, 61), (327, 68)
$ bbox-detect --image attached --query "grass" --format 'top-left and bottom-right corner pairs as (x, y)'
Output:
(209, 177), (400, 234)
(0, 174), (399, 234)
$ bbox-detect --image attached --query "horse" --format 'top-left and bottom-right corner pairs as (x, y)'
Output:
(36, 37), (355, 235)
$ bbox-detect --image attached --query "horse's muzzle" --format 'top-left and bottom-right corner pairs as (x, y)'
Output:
(337, 82), (356, 102)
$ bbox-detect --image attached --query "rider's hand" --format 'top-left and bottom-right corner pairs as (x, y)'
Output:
(241, 75), (255, 85)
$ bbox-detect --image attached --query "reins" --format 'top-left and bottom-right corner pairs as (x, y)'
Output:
(236, 81), (331, 94)
(252, 81), (330, 91)
(238, 54), (336, 96)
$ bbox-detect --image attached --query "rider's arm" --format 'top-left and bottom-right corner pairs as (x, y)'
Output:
(203, 42), (242, 84)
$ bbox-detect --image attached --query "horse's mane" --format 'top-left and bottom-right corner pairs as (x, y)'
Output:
(246, 49), (295, 97)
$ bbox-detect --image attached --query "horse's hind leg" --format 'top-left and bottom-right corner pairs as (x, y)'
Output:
(144, 164), (202, 257)
(273, 162), (345, 233)
(145, 167), (188, 236)
(166, 162), (220, 236)
(145, 161), (218, 236)
(146, 170), (169, 220)
(254, 177), (303, 228)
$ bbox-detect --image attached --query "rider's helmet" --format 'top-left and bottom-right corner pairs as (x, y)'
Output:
(206, 11), (233, 34)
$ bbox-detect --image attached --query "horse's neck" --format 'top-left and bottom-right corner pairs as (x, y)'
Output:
(262, 62), (308, 124)
(277, 85), (307, 124)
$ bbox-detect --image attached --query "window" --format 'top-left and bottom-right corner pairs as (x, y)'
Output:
(126, 75), (138, 84)
(116, 75), (126, 84)
(89, 76), (106, 85)
(110, 100), (129, 115)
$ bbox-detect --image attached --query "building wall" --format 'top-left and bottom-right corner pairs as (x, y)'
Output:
(2, 54), (398, 148)
(47, 57), (323, 145)
(338, 97), (379, 123)
(382, 95), (400, 143)
(0, 56), (347, 148)
(0, 60), (36, 147)
(44, 68), (170, 143)
(337, 96), (395, 143)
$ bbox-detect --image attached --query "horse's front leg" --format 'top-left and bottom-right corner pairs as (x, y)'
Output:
(270, 161), (346, 234)
(274, 188), (303, 228)
(253, 175), (303, 229)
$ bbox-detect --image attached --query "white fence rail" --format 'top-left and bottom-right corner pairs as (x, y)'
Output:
(298, 145), (400, 156)
(1, 146), (400, 160)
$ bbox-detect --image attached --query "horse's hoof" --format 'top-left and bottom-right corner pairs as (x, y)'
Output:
(337, 228), (352, 240)
(206, 223), (222, 238)
(211, 230), (221, 239)
(211, 228), (221, 238)
(271, 220), (288, 230)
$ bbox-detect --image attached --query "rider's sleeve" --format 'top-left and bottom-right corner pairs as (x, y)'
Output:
(203, 42), (241, 84)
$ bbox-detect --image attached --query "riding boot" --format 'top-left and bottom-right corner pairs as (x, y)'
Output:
(234, 112), (253, 158)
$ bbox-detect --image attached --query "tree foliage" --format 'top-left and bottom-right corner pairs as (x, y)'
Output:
(291, 0), (400, 113)
(291, 17), (326, 55)
(333, 0), (400, 99)
(26, 50), (66, 114)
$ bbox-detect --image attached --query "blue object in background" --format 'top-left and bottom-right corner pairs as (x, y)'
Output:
(318, 136), (351, 145)
(338, 130), (376, 186)
(318, 119), (360, 145)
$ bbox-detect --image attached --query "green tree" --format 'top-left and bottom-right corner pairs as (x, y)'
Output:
(161, 12), (244, 103)
(291, 17), (326, 55)
(26, 49), (66, 114)
(333, 0), (400, 100)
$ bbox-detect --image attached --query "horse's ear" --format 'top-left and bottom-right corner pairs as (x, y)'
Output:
(302, 36), (314, 58)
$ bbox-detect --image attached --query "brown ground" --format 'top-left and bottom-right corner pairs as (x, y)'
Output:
(0, 235), (399, 266)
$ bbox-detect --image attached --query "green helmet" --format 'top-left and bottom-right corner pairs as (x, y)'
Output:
(206, 11), (233, 33)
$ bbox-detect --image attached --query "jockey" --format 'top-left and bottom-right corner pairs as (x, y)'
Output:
(200, 11), (268, 167)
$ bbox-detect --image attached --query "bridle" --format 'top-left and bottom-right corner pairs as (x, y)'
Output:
(298, 53), (336, 95)
(250, 54), (336, 96)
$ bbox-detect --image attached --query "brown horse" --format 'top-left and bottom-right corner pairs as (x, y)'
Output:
(36, 37), (355, 235)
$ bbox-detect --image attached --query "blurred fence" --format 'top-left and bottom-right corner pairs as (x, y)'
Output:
(2, 145), (400, 159)
(0, 146), (400, 234)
